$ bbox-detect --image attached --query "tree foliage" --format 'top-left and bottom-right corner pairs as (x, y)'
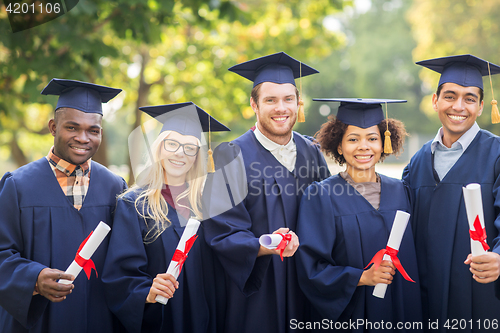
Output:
(0, 0), (346, 182)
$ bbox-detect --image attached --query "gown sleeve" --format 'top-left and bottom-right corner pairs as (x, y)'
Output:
(295, 181), (363, 321)
(102, 195), (153, 333)
(0, 173), (49, 328)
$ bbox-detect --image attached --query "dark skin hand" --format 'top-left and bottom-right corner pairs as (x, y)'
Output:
(35, 268), (74, 302)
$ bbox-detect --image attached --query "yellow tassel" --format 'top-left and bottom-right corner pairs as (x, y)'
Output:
(492, 100), (500, 124)
(297, 99), (305, 123)
(207, 149), (215, 173)
(384, 130), (393, 154)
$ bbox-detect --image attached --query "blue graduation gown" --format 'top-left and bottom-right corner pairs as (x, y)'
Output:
(202, 130), (331, 333)
(403, 129), (500, 332)
(102, 190), (225, 333)
(0, 158), (127, 333)
(296, 174), (422, 332)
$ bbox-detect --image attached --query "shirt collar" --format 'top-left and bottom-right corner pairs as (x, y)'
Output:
(253, 123), (295, 152)
(47, 147), (91, 175)
(431, 122), (480, 153)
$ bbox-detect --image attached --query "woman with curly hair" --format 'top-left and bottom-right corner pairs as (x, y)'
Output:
(102, 103), (229, 333)
(295, 98), (422, 331)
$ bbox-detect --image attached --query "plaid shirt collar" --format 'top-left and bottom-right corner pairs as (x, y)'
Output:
(47, 147), (91, 176)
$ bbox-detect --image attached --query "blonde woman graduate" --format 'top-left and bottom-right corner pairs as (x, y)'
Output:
(102, 102), (229, 333)
(295, 99), (422, 332)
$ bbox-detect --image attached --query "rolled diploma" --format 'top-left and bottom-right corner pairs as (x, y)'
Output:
(259, 234), (283, 249)
(373, 210), (411, 298)
(463, 183), (488, 256)
(59, 221), (111, 284)
(155, 218), (201, 305)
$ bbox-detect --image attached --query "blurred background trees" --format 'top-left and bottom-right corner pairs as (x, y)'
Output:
(1, 0), (500, 182)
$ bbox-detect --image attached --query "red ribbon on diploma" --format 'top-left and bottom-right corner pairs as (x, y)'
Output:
(172, 235), (198, 274)
(469, 215), (490, 251)
(74, 231), (98, 279)
(276, 233), (292, 261)
(364, 246), (415, 283)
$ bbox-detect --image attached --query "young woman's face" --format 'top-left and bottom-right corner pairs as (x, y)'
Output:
(338, 124), (382, 179)
(160, 131), (199, 185)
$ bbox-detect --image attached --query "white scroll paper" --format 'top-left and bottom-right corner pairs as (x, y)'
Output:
(259, 234), (283, 249)
(59, 221), (111, 285)
(373, 210), (411, 299)
(463, 183), (488, 256)
(155, 218), (201, 305)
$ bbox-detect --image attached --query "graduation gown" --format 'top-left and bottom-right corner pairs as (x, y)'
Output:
(296, 174), (422, 332)
(403, 129), (500, 332)
(202, 130), (331, 333)
(102, 190), (224, 333)
(0, 158), (127, 333)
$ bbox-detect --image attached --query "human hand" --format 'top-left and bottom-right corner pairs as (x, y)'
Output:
(35, 268), (74, 302)
(358, 260), (396, 286)
(272, 228), (299, 258)
(464, 252), (500, 284)
(146, 273), (179, 303)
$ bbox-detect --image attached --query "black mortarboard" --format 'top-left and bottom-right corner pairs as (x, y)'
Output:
(41, 78), (122, 115)
(416, 54), (500, 90)
(228, 52), (319, 87)
(139, 102), (230, 140)
(313, 98), (406, 128)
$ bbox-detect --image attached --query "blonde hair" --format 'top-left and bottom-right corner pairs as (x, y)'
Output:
(120, 130), (206, 243)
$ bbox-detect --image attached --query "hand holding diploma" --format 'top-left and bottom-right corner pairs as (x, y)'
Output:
(59, 221), (111, 285)
(258, 228), (299, 260)
(35, 268), (74, 302)
(154, 218), (200, 305)
(364, 210), (415, 299)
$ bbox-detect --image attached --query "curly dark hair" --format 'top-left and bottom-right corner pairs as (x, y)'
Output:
(315, 116), (408, 166)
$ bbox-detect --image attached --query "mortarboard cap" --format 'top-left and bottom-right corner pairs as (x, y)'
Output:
(41, 78), (122, 115)
(228, 52), (319, 87)
(313, 98), (406, 129)
(139, 102), (230, 141)
(416, 54), (500, 90)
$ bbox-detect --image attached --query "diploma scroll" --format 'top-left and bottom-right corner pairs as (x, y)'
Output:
(59, 221), (111, 285)
(259, 234), (283, 249)
(155, 218), (200, 305)
(463, 183), (489, 256)
(372, 210), (411, 299)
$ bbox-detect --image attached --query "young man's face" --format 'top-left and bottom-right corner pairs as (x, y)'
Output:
(251, 82), (298, 145)
(49, 108), (103, 165)
(432, 82), (484, 146)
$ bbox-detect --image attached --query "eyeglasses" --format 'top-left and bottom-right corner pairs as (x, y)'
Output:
(162, 139), (200, 156)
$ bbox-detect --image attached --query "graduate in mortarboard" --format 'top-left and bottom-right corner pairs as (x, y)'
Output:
(295, 99), (422, 331)
(0, 78), (127, 333)
(201, 52), (330, 333)
(102, 102), (229, 333)
(403, 55), (500, 332)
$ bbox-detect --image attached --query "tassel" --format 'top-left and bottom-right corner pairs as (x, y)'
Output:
(492, 100), (500, 124)
(207, 149), (215, 173)
(384, 130), (393, 154)
(297, 99), (305, 123)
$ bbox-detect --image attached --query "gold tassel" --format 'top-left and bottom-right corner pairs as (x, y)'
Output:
(298, 99), (305, 123)
(207, 111), (215, 173)
(487, 62), (500, 124)
(384, 130), (393, 154)
(297, 61), (305, 123)
(492, 100), (500, 124)
(207, 149), (215, 173)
